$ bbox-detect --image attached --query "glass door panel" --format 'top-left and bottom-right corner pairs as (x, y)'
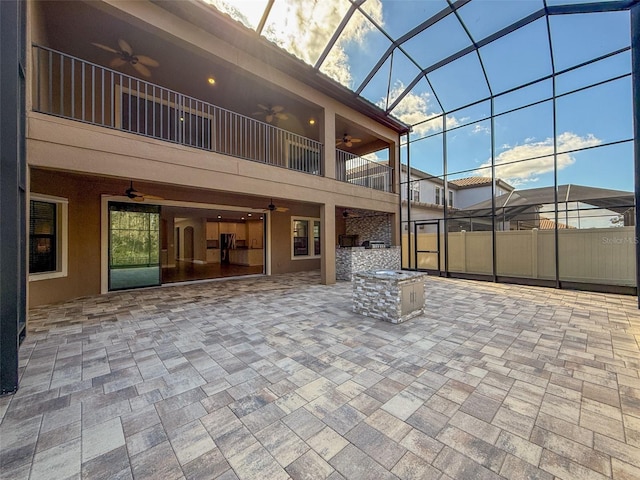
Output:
(109, 202), (161, 291)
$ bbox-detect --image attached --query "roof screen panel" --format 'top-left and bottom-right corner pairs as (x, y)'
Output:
(387, 49), (423, 109)
(427, 52), (490, 112)
(389, 76), (443, 138)
(359, 54), (392, 106)
(363, 0), (449, 41)
(480, 18), (552, 94)
(320, 9), (393, 91)
(549, 11), (630, 72)
(455, 0), (543, 43)
(261, 0), (353, 66)
(401, 13), (472, 71)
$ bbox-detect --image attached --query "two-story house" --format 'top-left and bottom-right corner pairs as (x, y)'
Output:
(22, 0), (408, 310)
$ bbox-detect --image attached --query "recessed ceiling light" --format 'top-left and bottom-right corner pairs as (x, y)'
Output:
(309, 118), (316, 125)
(217, 215), (221, 219)
(247, 213), (252, 217)
(207, 77), (216, 85)
(241, 217), (245, 220)
(259, 216), (263, 220)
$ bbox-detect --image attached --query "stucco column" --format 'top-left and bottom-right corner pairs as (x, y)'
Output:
(321, 201), (336, 285)
(323, 108), (336, 179)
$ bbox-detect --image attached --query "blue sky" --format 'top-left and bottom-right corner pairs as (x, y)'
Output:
(204, 0), (633, 193)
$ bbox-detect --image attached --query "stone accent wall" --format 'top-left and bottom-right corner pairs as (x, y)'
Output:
(346, 215), (392, 246)
(336, 247), (401, 281)
(352, 270), (428, 324)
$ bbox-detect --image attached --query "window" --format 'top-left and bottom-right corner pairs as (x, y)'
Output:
(29, 194), (68, 280)
(435, 187), (441, 205)
(449, 191), (454, 207)
(410, 181), (420, 202)
(292, 217), (321, 258)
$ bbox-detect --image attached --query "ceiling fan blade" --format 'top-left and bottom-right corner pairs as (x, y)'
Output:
(142, 194), (163, 200)
(92, 42), (118, 53)
(110, 57), (127, 68)
(132, 62), (152, 77)
(257, 104), (268, 111)
(351, 138), (362, 143)
(271, 105), (284, 113)
(275, 207), (289, 212)
(336, 140), (343, 146)
(252, 111), (264, 116)
(345, 142), (353, 147)
(265, 114), (274, 123)
(132, 196), (145, 202)
(118, 39), (133, 55)
(136, 55), (159, 67)
(275, 113), (288, 120)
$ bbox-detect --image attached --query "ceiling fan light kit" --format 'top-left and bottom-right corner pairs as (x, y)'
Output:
(253, 104), (288, 123)
(336, 133), (362, 148)
(92, 39), (159, 78)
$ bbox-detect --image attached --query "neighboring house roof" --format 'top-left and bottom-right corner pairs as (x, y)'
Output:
(538, 217), (574, 229)
(400, 165), (514, 192)
(449, 176), (515, 192)
(449, 176), (492, 187)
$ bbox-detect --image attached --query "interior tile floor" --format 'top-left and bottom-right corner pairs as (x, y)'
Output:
(162, 260), (264, 284)
(1, 271), (639, 480)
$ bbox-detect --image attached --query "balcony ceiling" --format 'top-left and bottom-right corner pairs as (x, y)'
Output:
(36, 0), (385, 153)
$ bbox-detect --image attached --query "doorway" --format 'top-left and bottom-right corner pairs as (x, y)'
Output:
(414, 221), (441, 273)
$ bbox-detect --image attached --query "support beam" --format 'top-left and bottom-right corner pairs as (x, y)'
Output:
(0, 0), (26, 395)
(321, 202), (336, 285)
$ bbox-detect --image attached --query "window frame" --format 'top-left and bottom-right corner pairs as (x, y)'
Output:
(291, 216), (321, 260)
(29, 193), (68, 281)
(435, 186), (441, 205)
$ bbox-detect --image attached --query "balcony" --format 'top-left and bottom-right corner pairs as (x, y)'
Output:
(336, 149), (392, 193)
(32, 45), (324, 176)
(32, 45), (395, 192)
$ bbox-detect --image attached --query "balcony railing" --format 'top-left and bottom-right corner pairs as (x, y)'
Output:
(336, 149), (392, 192)
(32, 45), (323, 176)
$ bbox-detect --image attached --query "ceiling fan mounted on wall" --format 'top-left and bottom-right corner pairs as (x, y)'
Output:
(92, 39), (159, 78)
(125, 181), (163, 202)
(336, 134), (362, 148)
(253, 104), (288, 123)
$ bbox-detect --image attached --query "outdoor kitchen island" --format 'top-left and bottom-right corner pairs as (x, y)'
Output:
(353, 270), (428, 324)
(336, 245), (401, 280)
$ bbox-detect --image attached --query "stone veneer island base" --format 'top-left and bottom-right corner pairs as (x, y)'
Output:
(336, 246), (401, 281)
(353, 270), (429, 324)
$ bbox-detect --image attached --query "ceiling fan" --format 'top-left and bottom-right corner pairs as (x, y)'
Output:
(253, 104), (288, 123)
(263, 199), (289, 213)
(336, 134), (362, 148)
(125, 181), (163, 202)
(92, 39), (159, 78)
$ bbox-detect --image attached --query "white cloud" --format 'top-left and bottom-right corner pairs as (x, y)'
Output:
(381, 81), (460, 137)
(205, 0), (383, 88)
(479, 132), (601, 187)
(472, 124), (490, 135)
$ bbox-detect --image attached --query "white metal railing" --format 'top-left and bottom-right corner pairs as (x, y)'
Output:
(335, 149), (392, 192)
(32, 45), (323, 176)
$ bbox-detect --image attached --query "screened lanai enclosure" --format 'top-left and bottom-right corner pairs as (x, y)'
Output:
(206, 0), (640, 294)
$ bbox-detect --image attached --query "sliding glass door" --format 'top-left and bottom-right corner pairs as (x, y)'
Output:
(108, 202), (161, 291)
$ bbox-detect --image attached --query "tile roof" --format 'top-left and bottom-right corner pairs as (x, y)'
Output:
(449, 177), (493, 187)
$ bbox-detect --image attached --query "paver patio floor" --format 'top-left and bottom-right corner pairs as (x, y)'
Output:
(1, 272), (639, 479)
